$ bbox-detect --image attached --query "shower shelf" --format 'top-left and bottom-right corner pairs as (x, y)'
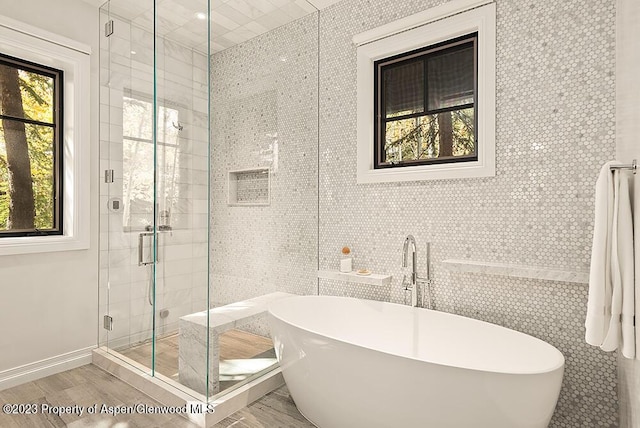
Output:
(228, 167), (270, 206)
(441, 259), (589, 284)
(317, 270), (392, 286)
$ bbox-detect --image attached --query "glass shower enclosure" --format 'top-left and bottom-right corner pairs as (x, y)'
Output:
(98, 0), (319, 404)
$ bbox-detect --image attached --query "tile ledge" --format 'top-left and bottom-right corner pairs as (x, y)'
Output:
(441, 259), (589, 284)
(317, 270), (392, 286)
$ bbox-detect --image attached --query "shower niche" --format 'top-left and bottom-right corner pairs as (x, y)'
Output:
(227, 168), (271, 206)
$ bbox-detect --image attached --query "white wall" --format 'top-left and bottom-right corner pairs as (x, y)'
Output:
(616, 0), (640, 425)
(0, 0), (99, 388)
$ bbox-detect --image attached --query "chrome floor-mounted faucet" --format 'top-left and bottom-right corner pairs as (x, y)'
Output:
(402, 235), (432, 308)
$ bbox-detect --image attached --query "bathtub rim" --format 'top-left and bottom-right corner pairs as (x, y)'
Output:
(268, 295), (565, 376)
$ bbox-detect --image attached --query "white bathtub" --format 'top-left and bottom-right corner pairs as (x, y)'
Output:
(268, 295), (564, 428)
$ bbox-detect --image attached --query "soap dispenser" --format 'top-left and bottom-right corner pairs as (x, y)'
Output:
(340, 246), (353, 272)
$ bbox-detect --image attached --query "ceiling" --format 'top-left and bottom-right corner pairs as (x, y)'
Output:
(91, 0), (341, 54)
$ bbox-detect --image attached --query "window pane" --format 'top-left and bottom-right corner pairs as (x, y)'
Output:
(123, 97), (153, 141)
(0, 123), (8, 228)
(20, 70), (55, 124)
(384, 115), (437, 164)
(123, 97), (180, 145)
(122, 97), (181, 230)
(427, 45), (474, 110)
(122, 138), (180, 230)
(383, 107), (475, 165)
(447, 108), (475, 157)
(27, 124), (55, 230)
(0, 62), (55, 124)
(384, 60), (424, 118)
(123, 138), (153, 229)
(157, 105), (180, 145)
(0, 121), (55, 231)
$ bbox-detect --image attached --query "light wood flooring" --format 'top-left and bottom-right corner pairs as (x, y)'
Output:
(212, 386), (315, 428)
(119, 329), (276, 392)
(0, 364), (315, 427)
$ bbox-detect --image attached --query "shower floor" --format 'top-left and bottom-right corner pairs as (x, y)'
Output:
(119, 329), (276, 393)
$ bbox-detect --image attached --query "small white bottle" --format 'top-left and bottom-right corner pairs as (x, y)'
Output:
(340, 246), (352, 272)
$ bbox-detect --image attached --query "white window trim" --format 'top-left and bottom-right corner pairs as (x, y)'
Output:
(355, 1), (496, 183)
(0, 16), (91, 255)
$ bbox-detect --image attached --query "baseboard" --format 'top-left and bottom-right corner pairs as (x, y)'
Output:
(0, 346), (94, 391)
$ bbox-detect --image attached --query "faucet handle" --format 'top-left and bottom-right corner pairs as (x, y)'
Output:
(401, 274), (412, 290)
(416, 276), (430, 284)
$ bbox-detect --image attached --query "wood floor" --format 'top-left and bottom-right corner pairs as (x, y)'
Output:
(212, 386), (315, 428)
(0, 364), (196, 428)
(0, 364), (314, 427)
(119, 329), (276, 392)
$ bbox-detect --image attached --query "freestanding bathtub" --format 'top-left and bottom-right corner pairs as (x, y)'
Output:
(268, 295), (564, 428)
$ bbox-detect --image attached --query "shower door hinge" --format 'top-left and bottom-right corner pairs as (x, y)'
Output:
(105, 20), (114, 37)
(103, 315), (113, 331)
(104, 169), (114, 183)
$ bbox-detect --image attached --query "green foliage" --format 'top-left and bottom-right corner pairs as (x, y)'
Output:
(0, 149), (7, 228)
(384, 108), (475, 164)
(0, 68), (55, 231)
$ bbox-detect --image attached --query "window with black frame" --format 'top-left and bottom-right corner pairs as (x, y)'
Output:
(0, 53), (62, 237)
(374, 33), (477, 169)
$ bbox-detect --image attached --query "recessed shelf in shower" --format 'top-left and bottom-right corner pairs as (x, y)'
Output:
(227, 167), (271, 206)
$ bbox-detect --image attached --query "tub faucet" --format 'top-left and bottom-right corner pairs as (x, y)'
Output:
(402, 236), (432, 308)
(402, 235), (419, 306)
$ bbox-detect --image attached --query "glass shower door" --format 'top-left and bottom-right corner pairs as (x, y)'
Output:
(99, 0), (158, 376)
(99, 0), (212, 394)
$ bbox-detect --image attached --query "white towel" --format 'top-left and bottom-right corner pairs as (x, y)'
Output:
(585, 161), (635, 358)
(617, 172), (635, 358)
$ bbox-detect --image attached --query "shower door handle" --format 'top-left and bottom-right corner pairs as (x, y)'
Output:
(138, 231), (156, 266)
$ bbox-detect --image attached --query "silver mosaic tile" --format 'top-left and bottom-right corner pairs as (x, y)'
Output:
(316, 0), (617, 426)
(210, 13), (320, 307)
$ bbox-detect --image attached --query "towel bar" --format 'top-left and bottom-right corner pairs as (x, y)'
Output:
(610, 159), (637, 175)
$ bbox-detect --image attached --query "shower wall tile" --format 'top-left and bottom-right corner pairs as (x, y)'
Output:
(209, 13), (319, 307)
(316, 0), (616, 426)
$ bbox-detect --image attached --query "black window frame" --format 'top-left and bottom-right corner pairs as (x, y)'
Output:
(373, 32), (478, 169)
(0, 52), (63, 237)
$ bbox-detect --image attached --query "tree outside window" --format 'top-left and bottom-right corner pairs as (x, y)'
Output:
(0, 53), (62, 236)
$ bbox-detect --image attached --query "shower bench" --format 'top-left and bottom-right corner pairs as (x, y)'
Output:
(178, 291), (295, 395)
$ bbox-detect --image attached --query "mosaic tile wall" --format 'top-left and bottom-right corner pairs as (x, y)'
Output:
(209, 13), (319, 309)
(619, 354), (639, 427)
(316, 0), (617, 426)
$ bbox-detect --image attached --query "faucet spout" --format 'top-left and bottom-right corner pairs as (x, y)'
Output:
(402, 235), (416, 265)
(402, 235), (418, 306)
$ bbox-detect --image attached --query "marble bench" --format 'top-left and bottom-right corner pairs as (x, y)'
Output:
(178, 292), (295, 395)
